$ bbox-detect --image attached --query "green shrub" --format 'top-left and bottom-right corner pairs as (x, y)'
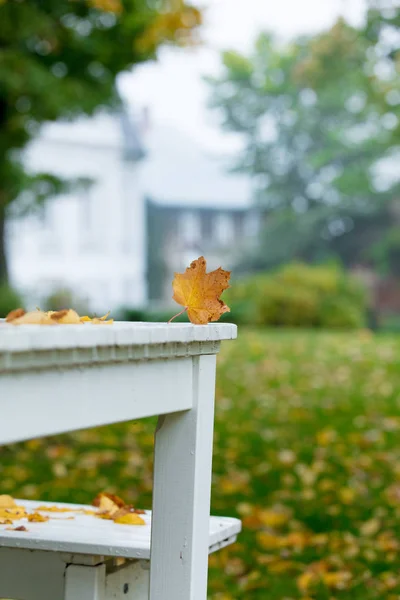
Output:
(43, 287), (89, 315)
(226, 262), (368, 329)
(118, 306), (189, 323)
(0, 282), (25, 318)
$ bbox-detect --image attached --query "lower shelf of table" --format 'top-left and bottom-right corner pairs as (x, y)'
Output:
(0, 499), (241, 559)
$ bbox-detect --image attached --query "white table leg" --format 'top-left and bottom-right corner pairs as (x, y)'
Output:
(149, 354), (217, 600)
(64, 564), (106, 600)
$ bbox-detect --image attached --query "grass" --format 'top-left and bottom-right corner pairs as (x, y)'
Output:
(2, 328), (400, 599)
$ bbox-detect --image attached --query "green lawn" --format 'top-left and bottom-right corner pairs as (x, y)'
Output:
(2, 329), (400, 599)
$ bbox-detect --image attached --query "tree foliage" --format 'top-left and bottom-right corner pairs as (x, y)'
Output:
(208, 17), (399, 273)
(0, 0), (201, 280)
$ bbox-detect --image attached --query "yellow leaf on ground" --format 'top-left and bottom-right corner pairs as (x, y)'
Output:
(360, 518), (380, 536)
(297, 571), (317, 592)
(171, 256), (230, 324)
(258, 507), (291, 528)
(322, 571), (352, 588)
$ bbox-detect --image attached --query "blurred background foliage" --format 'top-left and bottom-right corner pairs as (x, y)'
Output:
(224, 262), (368, 329)
(0, 0), (201, 281)
(207, 13), (399, 276)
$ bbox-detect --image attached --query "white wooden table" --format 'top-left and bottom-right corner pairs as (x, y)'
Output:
(0, 322), (239, 600)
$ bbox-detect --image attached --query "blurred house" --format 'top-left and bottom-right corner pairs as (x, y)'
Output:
(141, 124), (255, 302)
(8, 110), (253, 311)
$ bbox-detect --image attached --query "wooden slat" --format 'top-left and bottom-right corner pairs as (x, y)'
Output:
(0, 500), (241, 560)
(0, 358), (193, 444)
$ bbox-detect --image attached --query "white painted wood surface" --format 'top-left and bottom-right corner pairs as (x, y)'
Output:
(0, 321), (237, 353)
(0, 499), (241, 559)
(150, 354), (218, 600)
(0, 358), (193, 444)
(0, 547), (67, 600)
(0, 322), (238, 600)
(65, 564), (106, 600)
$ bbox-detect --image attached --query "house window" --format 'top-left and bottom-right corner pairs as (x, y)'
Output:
(200, 212), (213, 242)
(180, 211), (201, 245)
(234, 212), (244, 237)
(215, 213), (234, 246)
(81, 190), (93, 232)
(244, 211), (260, 238)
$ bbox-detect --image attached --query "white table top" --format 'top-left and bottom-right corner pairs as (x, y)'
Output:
(0, 322), (237, 353)
(0, 500), (241, 559)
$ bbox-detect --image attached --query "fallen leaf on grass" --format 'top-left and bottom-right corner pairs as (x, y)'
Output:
(170, 256), (230, 324)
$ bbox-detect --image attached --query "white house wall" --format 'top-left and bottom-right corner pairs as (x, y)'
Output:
(8, 127), (146, 312)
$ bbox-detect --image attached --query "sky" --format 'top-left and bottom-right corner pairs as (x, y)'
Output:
(119, 0), (367, 151)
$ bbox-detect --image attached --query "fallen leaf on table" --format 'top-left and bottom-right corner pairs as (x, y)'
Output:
(28, 513), (49, 523)
(114, 512), (145, 525)
(80, 311), (113, 324)
(49, 309), (81, 324)
(6, 525), (28, 532)
(7, 310), (55, 325)
(92, 493), (145, 524)
(0, 495), (17, 508)
(170, 256), (230, 324)
(0, 507), (27, 521)
(34, 505), (76, 513)
(6, 308), (114, 325)
(92, 492), (125, 515)
(5, 308), (25, 323)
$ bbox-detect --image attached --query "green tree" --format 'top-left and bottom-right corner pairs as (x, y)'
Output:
(208, 20), (399, 272)
(0, 0), (201, 281)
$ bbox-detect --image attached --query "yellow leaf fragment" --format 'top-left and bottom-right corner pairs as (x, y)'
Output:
(90, 317), (114, 325)
(28, 513), (49, 523)
(5, 308), (25, 323)
(0, 495), (17, 508)
(6, 308), (113, 325)
(114, 513), (145, 526)
(171, 256), (230, 325)
(80, 311), (113, 324)
(92, 492), (125, 515)
(9, 310), (55, 325)
(35, 505), (76, 513)
(50, 309), (81, 324)
(0, 518), (12, 525)
(0, 507), (27, 521)
(360, 518), (380, 537)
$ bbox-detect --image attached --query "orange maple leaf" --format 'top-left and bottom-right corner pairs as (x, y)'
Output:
(170, 256), (231, 325)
